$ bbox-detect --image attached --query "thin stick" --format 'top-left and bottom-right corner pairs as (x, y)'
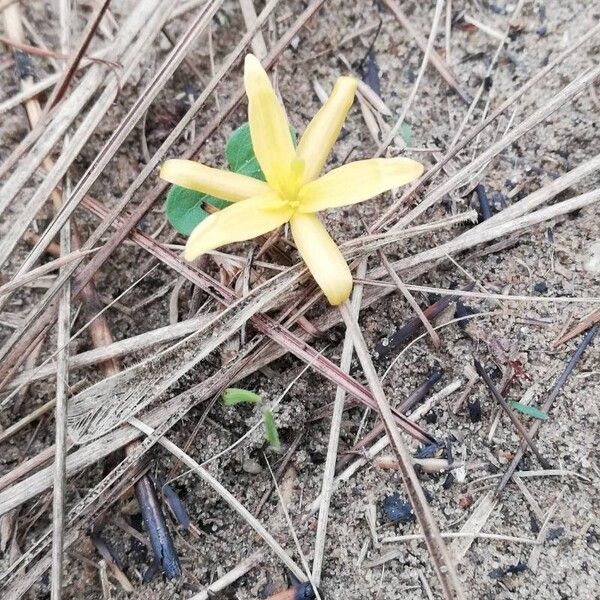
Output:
(379, 251), (440, 348)
(381, 531), (538, 545)
(474, 360), (551, 468)
(43, 0), (112, 112)
(312, 259), (366, 584)
(190, 551), (263, 600)
(338, 301), (464, 600)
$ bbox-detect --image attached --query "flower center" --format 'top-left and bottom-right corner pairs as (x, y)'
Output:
(276, 157), (305, 209)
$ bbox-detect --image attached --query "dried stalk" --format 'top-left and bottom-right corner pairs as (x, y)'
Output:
(338, 302), (464, 599)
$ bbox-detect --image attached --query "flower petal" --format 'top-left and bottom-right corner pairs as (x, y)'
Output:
(298, 158), (424, 213)
(161, 159), (270, 202)
(184, 192), (291, 261)
(244, 54), (295, 189)
(296, 76), (357, 183)
(290, 212), (352, 306)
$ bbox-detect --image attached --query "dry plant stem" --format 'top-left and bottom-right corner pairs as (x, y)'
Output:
(373, 24), (600, 230)
(338, 301), (464, 600)
(312, 259), (367, 585)
(2, 4), (178, 578)
(50, 180), (71, 600)
(379, 251), (440, 347)
(128, 417), (305, 580)
(497, 325), (599, 492)
(189, 551), (264, 600)
(51, 3), (72, 589)
(474, 360), (551, 469)
(238, 0), (267, 58)
(381, 0), (471, 104)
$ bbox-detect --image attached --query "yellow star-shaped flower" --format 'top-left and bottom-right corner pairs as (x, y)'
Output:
(160, 54), (423, 305)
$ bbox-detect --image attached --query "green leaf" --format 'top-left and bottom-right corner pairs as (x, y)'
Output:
(165, 121), (295, 237)
(509, 401), (548, 420)
(165, 185), (230, 236)
(225, 121), (296, 178)
(262, 408), (280, 451)
(222, 388), (261, 406)
(225, 122), (265, 178)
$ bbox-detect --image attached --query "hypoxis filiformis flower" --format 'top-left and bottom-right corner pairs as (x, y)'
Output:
(160, 54), (423, 305)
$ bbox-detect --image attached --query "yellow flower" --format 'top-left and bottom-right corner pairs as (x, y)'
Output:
(160, 54), (423, 305)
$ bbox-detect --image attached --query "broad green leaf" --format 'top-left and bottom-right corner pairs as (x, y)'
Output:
(509, 401), (548, 420)
(165, 185), (230, 236)
(263, 408), (280, 450)
(222, 388), (261, 406)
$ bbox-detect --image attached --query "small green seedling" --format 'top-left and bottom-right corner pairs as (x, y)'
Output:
(221, 387), (280, 450)
(509, 401), (548, 420)
(262, 408), (280, 451)
(222, 387), (261, 406)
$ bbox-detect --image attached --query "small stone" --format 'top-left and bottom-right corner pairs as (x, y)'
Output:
(242, 458), (262, 474)
(533, 281), (548, 294)
(383, 494), (414, 523)
(458, 494), (474, 510)
(468, 399), (482, 422)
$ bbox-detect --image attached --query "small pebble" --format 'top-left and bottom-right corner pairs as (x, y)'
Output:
(458, 494), (474, 510)
(533, 281), (548, 294)
(383, 494), (414, 523)
(546, 527), (565, 541)
(468, 399), (482, 422)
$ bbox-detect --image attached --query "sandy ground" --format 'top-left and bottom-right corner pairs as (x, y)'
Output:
(0, 0), (599, 598)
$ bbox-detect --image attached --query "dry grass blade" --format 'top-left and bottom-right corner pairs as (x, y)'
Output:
(378, 0), (445, 154)
(67, 266), (302, 443)
(3, 0), (223, 276)
(373, 23), (600, 230)
(312, 259), (367, 585)
(42, 0), (111, 112)
(376, 189), (600, 278)
(0, 248), (96, 296)
(389, 64), (600, 231)
(381, 0), (471, 103)
(0, 0), (287, 383)
(0, 0), (163, 220)
(339, 302), (464, 599)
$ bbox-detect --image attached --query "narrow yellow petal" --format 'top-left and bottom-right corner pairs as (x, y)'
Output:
(296, 76), (357, 183)
(290, 213), (352, 306)
(298, 158), (424, 213)
(160, 159), (270, 202)
(244, 54), (295, 189)
(184, 192), (291, 261)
